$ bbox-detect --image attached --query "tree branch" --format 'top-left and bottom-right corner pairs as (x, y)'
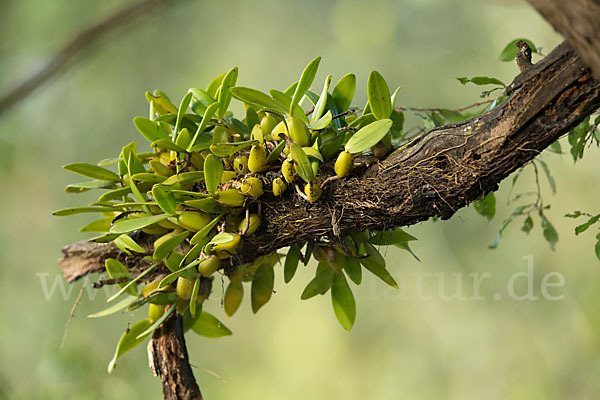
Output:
(148, 313), (203, 400)
(58, 41), (600, 282)
(527, 0), (600, 80)
(0, 0), (174, 116)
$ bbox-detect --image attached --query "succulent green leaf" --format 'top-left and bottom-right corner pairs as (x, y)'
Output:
(189, 278), (201, 317)
(151, 139), (186, 153)
(390, 86), (403, 108)
(108, 318), (153, 373)
(284, 243), (301, 283)
(360, 242), (398, 288)
(367, 71), (392, 120)
(230, 87), (287, 114)
(290, 143), (314, 183)
(159, 259), (202, 288)
(133, 117), (171, 142)
(152, 185), (177, 215)
(190, 214), (222, 245)
(109, 214), (169, 234)
(105, 258), (137, 295)
(456, 76), (505, 86)
(63, 163), (120, 181)
(307, 110), (332, 131)
(173, 91), (194, 142)
(344, 119), (392, 154)
(98, 187), (132, 202)
(217, 67), (238, 119)
(301, 263), (334, 299)
(369, 228), (417, 246)
(473, 192), (496, 222)
(331, 272), (356, 330)
(290, 56), (321, 114)
(130, 173), (166, 184)
(266, 140), (286, 164)
(203, 154), (223, 196)
(79, 217), (113, 233)
(87, 295), (138, 319)
(343, 257), (362, 285)
(332, 73), (356, 112)
(206, 71), (226, 98)
(52, 206), (116, 216)
(209, 140), (258, 157)
(269, 89), (309, 123)
(184, 198), (223, 214)
(135, 306), (176, 341)
(113, 234), (146, 255)
(192, 311), (233, 337)
(107, 263), (157, 302)
(300, 146), (324, 162)
(311, 75), (332, 123)
(251, 263), (275, 313)
(188, 101), (219, 152)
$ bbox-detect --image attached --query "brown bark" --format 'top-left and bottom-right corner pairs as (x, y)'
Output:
(148, 313), (203, 400)
(527, 0), (600, 80)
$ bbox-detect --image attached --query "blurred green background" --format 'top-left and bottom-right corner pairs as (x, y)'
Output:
(1, 0), (599, 399)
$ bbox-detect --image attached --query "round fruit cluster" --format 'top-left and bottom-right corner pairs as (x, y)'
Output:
(55, 57), (415, 352)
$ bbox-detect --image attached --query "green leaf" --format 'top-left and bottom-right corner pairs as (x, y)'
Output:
(192, 311), (232, 338)
(63, 163), (120, 181)
(307, 110), (332, 131)
(203, 154), (223, 196)
(539, 210), (558, 251)
(269, 89), (308, 122)
(130, 173), (166, 184)
(331, 272), (356, 330)
(159, 259), (202, 288)
(369, 228), (417, 246)
(152, 185), (177, 215)
(65, 180), (117, 193)
(230, 87), (287, 114)
(184, 198), (222, 214)
(575, 214), (600, 235)
(189, 278), (201, 317)
(266, 140), (286, 164)
(153, 231), (189, 261)
(538, 160), (556, 194)
(251, 264), (275, 313)
(188, 101), (219, 152)
(109, 214), (169, 234)
(206, 71), (226, 98)
(300, 146), (324, 162)
(284, 243), (301, 283)
(332, 73), (356, 112)
(79, 217), (113, 233)
(499, 38), (537, 62)
(360, 242), (398, 288)
(367, 71), (392, 120)
(217, 67), (238, 119)
(595, 234), (600, 261)
(88, 295), (138, 319)
(52, 206), (116, 216)
(209, 140), (258, 157)
(390, 86), (402, 108)
(190, 214), (222, 245)
(344, 119), (392, 154)
(301, 263), (334, 299)
(162, 171), (205, 186)
(105, 258), (137, 295)
(522, 216), (534, 234)
(151, 139), (186, 153)
(173, 91), (194, 142)
(473, 192), (496, 221)
(107, 263), (157, 302)
(290, 56), (321, 114)
(113, 234), (147, 255)
(311, 75), (332, 123)
(133, 117), (171, 142)
(98, 187), (132, 202)
(456, 76), (505, 86)
(290, 143), (314, 183)
(343, 257), (362, 285)
(108, 318), (153, 373)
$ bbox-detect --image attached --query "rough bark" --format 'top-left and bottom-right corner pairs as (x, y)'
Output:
(527, 0), (600, 80)
(148, 314), (203, 400)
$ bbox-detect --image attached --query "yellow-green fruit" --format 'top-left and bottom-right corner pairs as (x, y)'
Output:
(177, 211), (212, 232)
(122, 173), (131, 187)
(224, 281), (244, 316)
(142, 224), (169, 235)
(212, 125), (230, 144)
(176, 277), (195, 300)
(212, 233), (241, 258)
(217, 188), (245, 207)
(148, 304), (165, 323)
(240, 177), (263, 199)
(281, 159), (296, 183)
(287, 117), (310, 146)
(221, 170), (237, 183)
(197, 255), (221, 277)
(271, 121), (286, 141)
(334, 151), (354, 178)
(158, 218), (180, 230)
(304, 182), (322, 203)
(239, 214), (261, 235)
(233, 156), (249, 174)
(272, 178), (287, 196)
(142, 278), (164, 297)
(248, 145), (267, 173)
(153, 230), (177, 251)
(260, 114), (277, 138)
(371, 132), (392, 159)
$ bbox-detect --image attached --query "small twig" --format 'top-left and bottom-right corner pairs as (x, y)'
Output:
(0, 0), (174, 116)
(59, 282), (86, 349)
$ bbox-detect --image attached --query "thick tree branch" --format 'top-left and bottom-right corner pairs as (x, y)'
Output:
(58, 41), (600, 282)
(148, 314), (203, 400)
(527, 0), (600, 80)
(0, 0), (174, 116)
